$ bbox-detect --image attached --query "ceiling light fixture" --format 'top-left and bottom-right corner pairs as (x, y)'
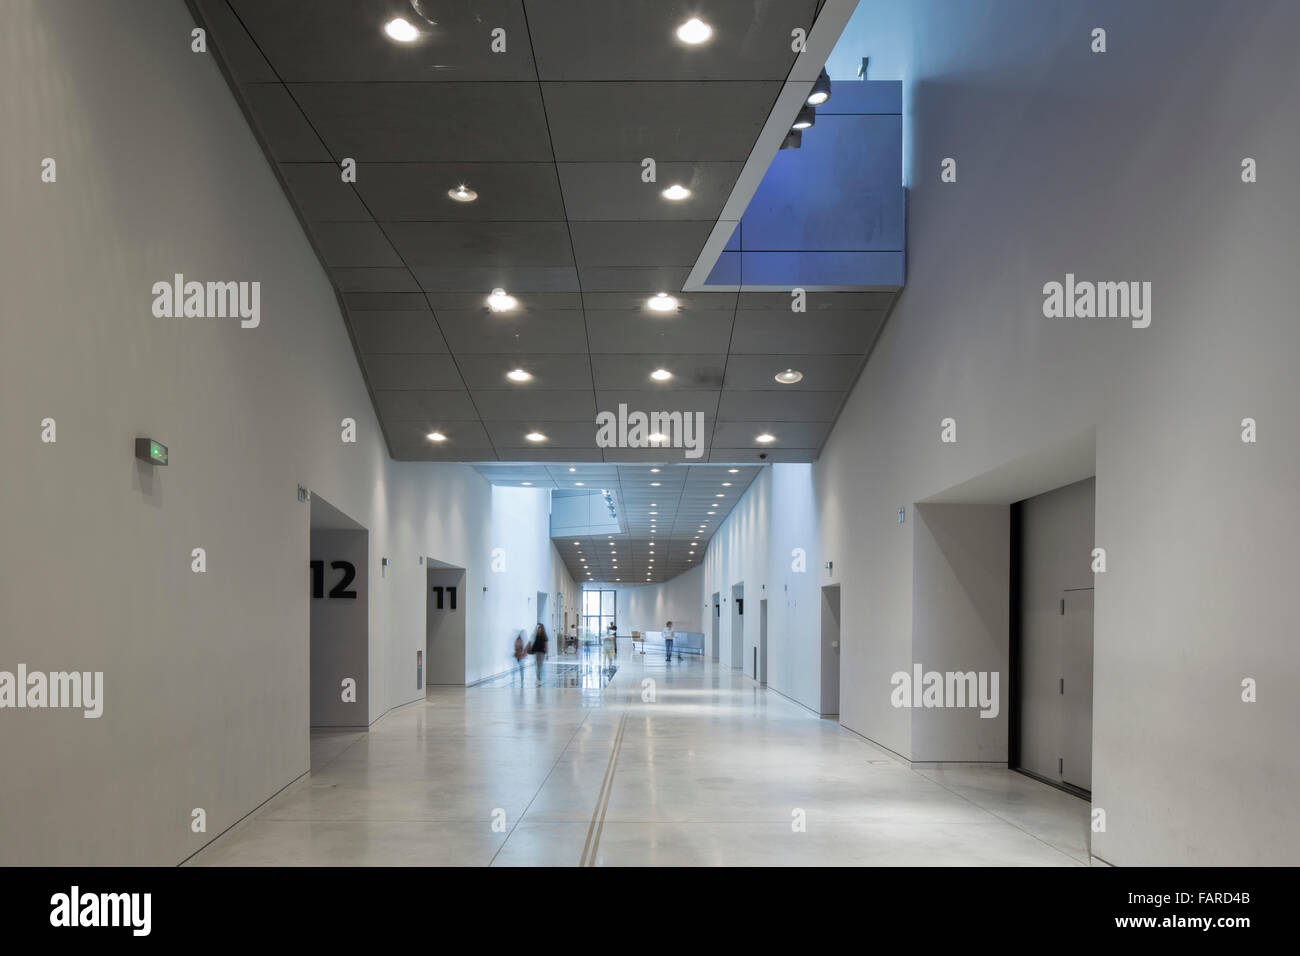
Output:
(807, 68), (832, 106)
(650, 368), (673, 382)
(522, 482), (532, 486)
(775, 368), (804, 384)
(426, 431), (446, 442)
(650, 468), (661, 473)
(487, 288), (517, 312)
(661, 184), (691, 201)
(676, 18), (712, 44)
(506, 368), (532, 382)
(575, 481), (585, 486)
(525, 431), (547, 442)
(792, 105), (816, 130)
(728, 468), (739, 473)
(383, 17), (419, 42)
(756, 433), (776, 443)
(447, 184), (477, 202)
(647, 293), (678, 313)
(780, 129), (802, 151)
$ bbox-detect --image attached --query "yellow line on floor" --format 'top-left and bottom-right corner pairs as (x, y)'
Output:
(579, 711), (628, 867)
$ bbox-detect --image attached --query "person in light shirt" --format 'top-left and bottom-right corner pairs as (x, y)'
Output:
(664, 620), (674, 661)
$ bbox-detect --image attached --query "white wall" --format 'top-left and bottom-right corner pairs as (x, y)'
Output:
(698, 0), (1300, 864)
(0, 0), (574, 865)
(597, 563), (706, 634)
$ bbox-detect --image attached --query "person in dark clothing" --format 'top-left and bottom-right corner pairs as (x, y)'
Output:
(531, 623), (548, 685)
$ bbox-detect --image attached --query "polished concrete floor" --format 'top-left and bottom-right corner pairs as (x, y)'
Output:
(188, 650), (1090, 866)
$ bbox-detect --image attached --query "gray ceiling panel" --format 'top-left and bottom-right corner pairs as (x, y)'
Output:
(383, 221), (575, 268)
(331, 267), (422, 293)
(239, 84), (331, 161)
(229, 1), (536, 82)
(711, 421), (830, 447)
(313, 221), (403, 267)
(730, 310), (887, 355)
(374, 389), (480, 421)
(541, 82), (783, 161)
(595, 390), (721, 419)
(558, 162), (744, 221)
(362, 353), (464, 389)
(470, 389), (596, 421)
(716, 389), (844, 422)
(584, 310), (734, 354)
(345, 292), (429, 310)
(411, 265), (580, 293)
(195, 0), (276, 81)
(525, 1), (816, 81)
(568, 221), (714, 269)
(722, 354), (865, 390)
(591, 354), (726, 389)
(426, 291), (582, 312)
(290, 82), (553, 161)
(577, 266), (692, 293)
(347, 311), (447, 354)
(455, 352), (592, 389)
(355, 163), (565, 221)
(436, 311), (589, 354)
(196, 0), (899, 485)
(281, 164), (372, 220)
(738, 291), (898, 311)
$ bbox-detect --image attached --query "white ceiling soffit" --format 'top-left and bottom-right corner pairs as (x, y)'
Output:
(683, 0), (861, 292)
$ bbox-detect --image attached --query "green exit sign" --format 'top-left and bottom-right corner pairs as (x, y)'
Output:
(135, 437), (168, 465)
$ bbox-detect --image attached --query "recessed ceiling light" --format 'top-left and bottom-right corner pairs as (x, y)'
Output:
(650, 368), (673, 382)
(487, 288), (517, 312)
(447, 184), (477, 202)
(661, 184), (691, 201)
(721, 482), (732, 487)
(756, 433), (776, 443)
(676, 17), (712, 44)
(775, 368), (804, 384)
(728, 468), (739, 473)
(573, 541), (580, 545)
(569, 467), (576, 472)
(525, 431), (547, 442)
(426, 431), (446, 442)
(650, 468), (661, 473)
(649, 511), (658, 515)
(647, 293), (677, 312)
(522, 481), (532, 486)
(648, 433), (668, 444)
(575, 481), (585, 486)
(506, 368), (532, 382)
(650, 482), (661, 487)
(715, 493), (724, 498)
(384, 17), (419, 42)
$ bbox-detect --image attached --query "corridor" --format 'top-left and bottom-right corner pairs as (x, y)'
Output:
(189, 651), (1089, 867)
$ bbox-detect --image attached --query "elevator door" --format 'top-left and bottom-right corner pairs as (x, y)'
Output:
(1060, 589), (1094, 791)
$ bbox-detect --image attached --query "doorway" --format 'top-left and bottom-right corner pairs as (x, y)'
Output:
(309, 495), (369, 730)
(1012, 476), (1096, 796)
(730, 583), (744, 670)
(758, 599), (768, 685)
(536, 591), (548, 631)
(819, 585), (840, 718)
(426, 562), (466, 685)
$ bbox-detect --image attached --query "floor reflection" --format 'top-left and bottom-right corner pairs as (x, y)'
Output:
(476, 644), (618, 690)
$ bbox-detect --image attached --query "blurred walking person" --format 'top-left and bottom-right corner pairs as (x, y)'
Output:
(531, 623), (549, 685)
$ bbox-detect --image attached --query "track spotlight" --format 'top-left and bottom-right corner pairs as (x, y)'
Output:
(780, 129), (802, 150)
(792, 105), (816, 130)
(807, 68), (831, 106)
